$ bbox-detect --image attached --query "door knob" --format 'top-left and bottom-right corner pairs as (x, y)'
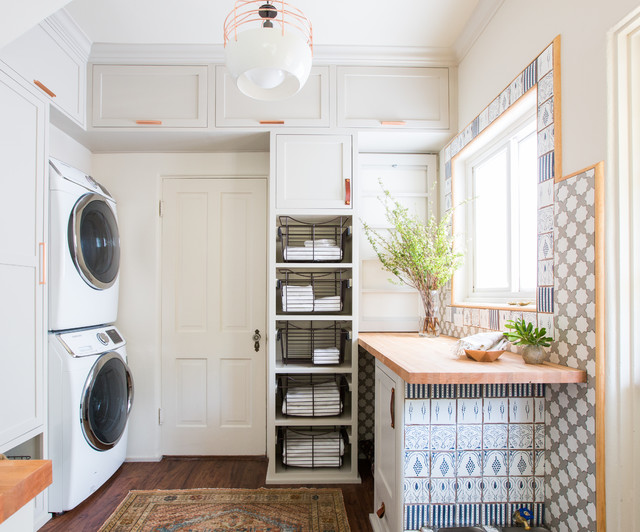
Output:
(252, 329), (261, 352)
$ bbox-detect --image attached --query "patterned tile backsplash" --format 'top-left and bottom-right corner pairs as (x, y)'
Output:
(403, 385), (545, 529)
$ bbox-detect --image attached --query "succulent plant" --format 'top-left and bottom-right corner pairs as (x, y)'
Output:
(504, 318), (553, 347)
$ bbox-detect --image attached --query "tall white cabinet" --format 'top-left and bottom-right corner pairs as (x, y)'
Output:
(0, 69), (47, 454)
(266, 132), (360, 483)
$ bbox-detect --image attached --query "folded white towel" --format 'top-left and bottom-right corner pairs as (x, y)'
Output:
(313, 295), (341, 311)
(281, 285), (314, 312)
(453, 331), (508, 358)
(283, 246), (342, 261)
(304, 239), (336, 247)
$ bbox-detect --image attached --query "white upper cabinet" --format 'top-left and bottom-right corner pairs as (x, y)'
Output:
(215, 65), (330, 127)
(276, 134), (353, 210)
(0, 22), (86, 127)
(91, 64), (209, 128)
(337, 66), (449, 129)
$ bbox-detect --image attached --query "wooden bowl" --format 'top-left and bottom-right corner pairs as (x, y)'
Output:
(464, 349), (506, 362)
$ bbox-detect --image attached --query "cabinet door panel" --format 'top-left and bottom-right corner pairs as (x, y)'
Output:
(337, 66), (449, 129)
(215, 66), (329, 127)
(0, 23), (85, 126)
(276, 135), (352, 210)
(0, 71), (45, 452)
(92, 65), (208, 128)
(374, 363), (398, 532)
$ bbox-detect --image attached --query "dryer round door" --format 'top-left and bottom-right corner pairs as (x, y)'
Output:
(68, 193), (120, 290)
(80, 352), (134, 451)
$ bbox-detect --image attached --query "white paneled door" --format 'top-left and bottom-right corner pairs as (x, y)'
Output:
(161, 178), (267, 455)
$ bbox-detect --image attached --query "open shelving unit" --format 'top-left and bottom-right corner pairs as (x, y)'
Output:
(266, 131), (360, 484)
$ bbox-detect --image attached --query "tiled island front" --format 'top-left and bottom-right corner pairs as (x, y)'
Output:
(360, 333), (586, 532)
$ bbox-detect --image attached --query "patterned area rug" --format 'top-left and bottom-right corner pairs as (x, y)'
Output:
(98, 488), (351, 531)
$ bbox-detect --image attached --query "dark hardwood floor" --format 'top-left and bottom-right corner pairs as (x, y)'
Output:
(39, 457), (374, 532)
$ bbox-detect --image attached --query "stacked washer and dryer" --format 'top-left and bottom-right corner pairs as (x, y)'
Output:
(47, 158), (134, 513)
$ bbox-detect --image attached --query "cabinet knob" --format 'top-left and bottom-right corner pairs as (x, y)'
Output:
(376, 502), (386, 518)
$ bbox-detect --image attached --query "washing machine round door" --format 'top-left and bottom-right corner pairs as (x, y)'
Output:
(69, 193), (120, 290)
(81, 352), (134, 451)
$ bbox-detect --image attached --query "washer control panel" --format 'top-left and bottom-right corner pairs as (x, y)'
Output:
(56, 325), (126, 357)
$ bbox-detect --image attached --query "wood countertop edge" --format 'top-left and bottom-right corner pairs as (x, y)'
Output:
(0, 460), (52, 524)
(358, 334), (588, 385)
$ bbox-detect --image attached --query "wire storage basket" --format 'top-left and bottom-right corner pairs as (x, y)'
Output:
(277, 322), (349, 365)
(279, 426), (348, 469)
(277, 270), (350, 314)
(278, 216), (350, 263)
(277, 374), (348, 417)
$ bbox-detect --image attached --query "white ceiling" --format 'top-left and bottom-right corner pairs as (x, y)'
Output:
(65, 0), (485, 51)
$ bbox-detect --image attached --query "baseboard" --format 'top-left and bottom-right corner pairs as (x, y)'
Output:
(124, 456), (162, 463)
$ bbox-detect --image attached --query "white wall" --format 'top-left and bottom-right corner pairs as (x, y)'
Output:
(91, 152), (269, 460)
(49, 125), (91, 174)
(458, 0), (638, 175)
(0, 0), (71, 49)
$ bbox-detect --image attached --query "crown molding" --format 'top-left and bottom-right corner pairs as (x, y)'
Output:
(454, 0), (505, 63)
(89, 42), (457, 66)
(43, 8), (92, 60)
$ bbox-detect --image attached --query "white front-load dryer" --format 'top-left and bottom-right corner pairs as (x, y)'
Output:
(49, 158), (120, 331)
(48, 325), (134, 513)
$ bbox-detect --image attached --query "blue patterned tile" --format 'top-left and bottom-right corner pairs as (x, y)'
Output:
(457, 503), (482, 526)
(483, 384), (509, 398)
(431, 425), (456, 450)
(534, 450), (546, 476)
(509, 384), (537, 398)
(537, 286), (554, 313)
(432, 504), (456, 527)
(405, 399), (430, 424)
(405, 425), (430, 450)
(523, 61), (537, 93)
(431, 451), (456, 478)
(482, 477), (508, 503)
(537, 313), (554, 340)
(538, 260), (553, 287)
(537, 43), (554, 80)
(458, 424), (482, 450)
(483, 397), (508, 423)
(509, 398), (534, 423)
(537, 232), (553, 260)
(471, 117), (479, 139)
(458, 398), (483, 424)
(478, 107), (490, 133)
(509, 450), (534, 476)
(508, 424), (534, 449)
(457, 478), (482, 503)
(509, 73), (524, 105)
(483, 450), (508, 477)
(537, 124), (554, 155)
(538, 97), (554, 130)
(538, 178), (554, 207)
(482, 502), (509, 527)
(498, 87), (511, 115)
(445, 159), (452, 180)
(537, 205), (554, 234)
(457, 451), (482, 477)
(431, 398), (456, 424)
(508, 476), (534, 502)
(458, 384), (482, 398)
(432, 384), (457, 399)
(538, 151), (555, 182)
(405, 504), (430, 530)
(430, 478), (456, 504)
(488, 96), (500, 123)
(406, 384), (430, 399)
(483, 424), (508, 449)
(537, 71), (553, 104)
(404, 478), (429, 504)
(534, 397), (545, 422)
(404, 451), (430, 477)
(534, 477), (545, 502)
(488, 310), (500, 331)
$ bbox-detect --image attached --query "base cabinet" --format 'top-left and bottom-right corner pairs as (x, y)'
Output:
(372, 360), (403, 532)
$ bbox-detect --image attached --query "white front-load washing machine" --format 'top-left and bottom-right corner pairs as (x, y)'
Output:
(48, 325), (134, 513)
(49, 158), (120, 331)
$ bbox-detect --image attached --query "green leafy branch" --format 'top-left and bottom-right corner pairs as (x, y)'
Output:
(504, 318), (552, 347)
(362, 186), (463, 294)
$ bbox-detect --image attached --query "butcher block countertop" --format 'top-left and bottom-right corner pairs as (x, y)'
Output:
(0, 459), (51, 524)
(358, 332), (587, 385)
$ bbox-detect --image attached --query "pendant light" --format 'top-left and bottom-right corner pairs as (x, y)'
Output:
(223, 0), (313, 101)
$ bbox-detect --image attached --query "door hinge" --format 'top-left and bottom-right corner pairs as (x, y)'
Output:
(159, 200), (164, 217)
(158, 408), (164, 425)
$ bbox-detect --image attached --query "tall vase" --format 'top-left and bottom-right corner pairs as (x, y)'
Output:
(419, 290), (440, 337)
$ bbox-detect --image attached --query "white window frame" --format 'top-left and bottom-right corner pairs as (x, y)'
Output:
(451, 90), (537, 308)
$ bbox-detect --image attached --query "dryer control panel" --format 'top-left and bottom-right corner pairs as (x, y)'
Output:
(56, 325), (126, 357)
